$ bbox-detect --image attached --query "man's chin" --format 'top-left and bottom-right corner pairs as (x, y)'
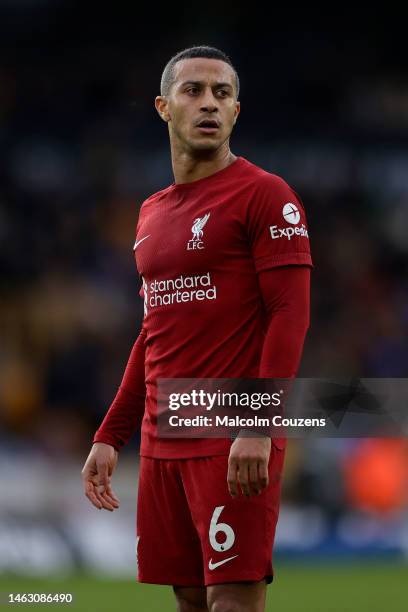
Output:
(188, 138), (223, 154)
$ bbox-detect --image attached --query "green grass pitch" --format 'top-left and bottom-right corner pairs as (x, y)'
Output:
(1, 562), (407, 611)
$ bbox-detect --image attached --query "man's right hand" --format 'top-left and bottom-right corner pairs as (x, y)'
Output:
(81, 442), (120, 511)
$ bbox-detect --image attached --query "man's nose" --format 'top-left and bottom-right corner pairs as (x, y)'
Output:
(200, 89), (218, 113)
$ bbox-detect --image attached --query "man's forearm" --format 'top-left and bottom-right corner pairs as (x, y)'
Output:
(93, 328), (146, 451)
(258, 266), (310, 378)
(255, 266), (310, 443)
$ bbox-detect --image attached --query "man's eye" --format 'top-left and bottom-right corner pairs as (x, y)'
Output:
(216, 90), (229, 97)
(186, 87), (199, 95)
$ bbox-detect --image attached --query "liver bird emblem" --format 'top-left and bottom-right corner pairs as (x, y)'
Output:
(191, 213), (210, 241)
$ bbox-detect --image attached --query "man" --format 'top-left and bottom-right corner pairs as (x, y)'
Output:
(81, 46), (312, 612)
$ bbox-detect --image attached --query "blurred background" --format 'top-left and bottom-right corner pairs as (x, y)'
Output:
(0, 1), (407, 610)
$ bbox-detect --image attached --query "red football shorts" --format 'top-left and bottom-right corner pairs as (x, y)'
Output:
(136, 442), (285, 586)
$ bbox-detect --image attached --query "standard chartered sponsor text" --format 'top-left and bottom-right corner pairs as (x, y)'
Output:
(148, 272), (216, 307)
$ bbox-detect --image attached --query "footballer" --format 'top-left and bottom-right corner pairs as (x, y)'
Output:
(82, 46), (312, 612)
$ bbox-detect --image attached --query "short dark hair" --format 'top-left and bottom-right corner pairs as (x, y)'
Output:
(160, 45), (240, 97)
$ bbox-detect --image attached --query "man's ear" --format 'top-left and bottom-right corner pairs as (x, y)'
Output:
(155, 96), (170, 123)
(233, 100), (240, 125)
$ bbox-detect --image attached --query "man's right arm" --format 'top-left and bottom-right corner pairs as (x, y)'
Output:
(81, 327), (146, 511)
(93, 326), (147, 451)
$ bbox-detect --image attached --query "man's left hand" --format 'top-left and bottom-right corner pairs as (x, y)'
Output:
(227, 435), (271, 497)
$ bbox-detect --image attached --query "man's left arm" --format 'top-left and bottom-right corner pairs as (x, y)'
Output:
(227, 265), (310, 497)
(258, 265), (310, 378)
(228, 174), (313, 497)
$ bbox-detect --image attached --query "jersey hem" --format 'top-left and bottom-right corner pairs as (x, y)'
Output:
(140, 436), (232, 459)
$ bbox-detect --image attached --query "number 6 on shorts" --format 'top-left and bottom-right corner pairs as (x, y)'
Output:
(209, 505), (235, 552)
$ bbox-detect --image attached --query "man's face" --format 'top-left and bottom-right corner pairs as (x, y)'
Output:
(156, 58), (240, 153)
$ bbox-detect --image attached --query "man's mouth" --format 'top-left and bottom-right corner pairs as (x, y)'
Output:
(196, 119), (220, 134)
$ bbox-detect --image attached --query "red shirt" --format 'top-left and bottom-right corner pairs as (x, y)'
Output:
(94, 157), (312, 458)
(95, 156), (312, 458)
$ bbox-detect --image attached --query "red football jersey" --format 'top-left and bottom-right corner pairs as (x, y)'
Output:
(133, 156), (312, 458)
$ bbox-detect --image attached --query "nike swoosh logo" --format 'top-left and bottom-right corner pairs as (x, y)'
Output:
(208, 555), (238, 570)
(133, 235), (150, 250)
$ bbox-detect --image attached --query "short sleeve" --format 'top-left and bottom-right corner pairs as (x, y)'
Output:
(246, 174), (313, 273)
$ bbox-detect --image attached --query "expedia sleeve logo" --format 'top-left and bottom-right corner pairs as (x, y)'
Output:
(282, 202), (300, 224)
(270, 203), (309, 241)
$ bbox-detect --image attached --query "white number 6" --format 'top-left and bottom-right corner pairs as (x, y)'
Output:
(209, 505), (235, 552)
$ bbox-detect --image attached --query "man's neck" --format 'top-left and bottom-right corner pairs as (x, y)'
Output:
(171, 144), (237, 185)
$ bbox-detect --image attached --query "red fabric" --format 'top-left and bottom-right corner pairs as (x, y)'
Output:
(258, 265), (310, 450)
(93, 328), (146, 451)
(259, 266), (310, 378)
(136, 446), (285, 586)
(94, 266), (310, 453)
(94, 157), (312, 457)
